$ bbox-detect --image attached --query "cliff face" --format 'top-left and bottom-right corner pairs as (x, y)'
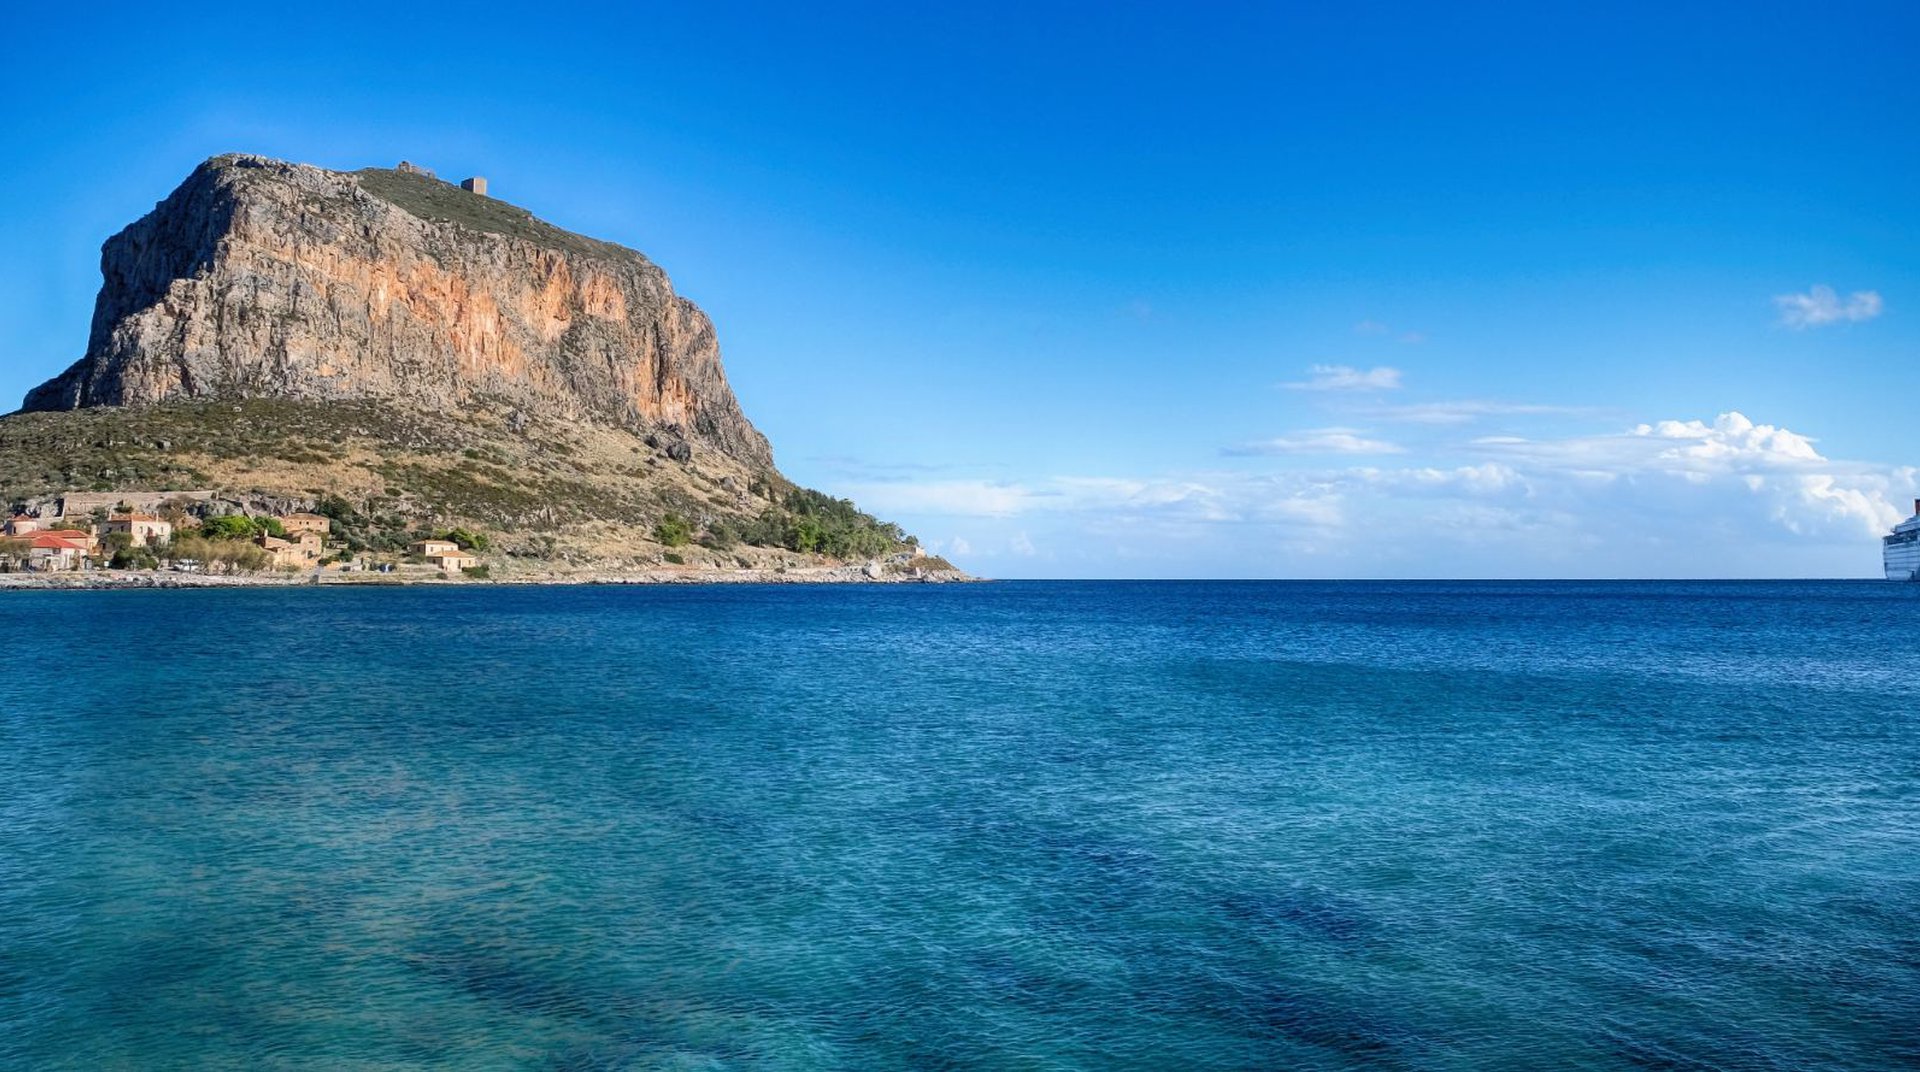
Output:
(21, 154), (773, 468)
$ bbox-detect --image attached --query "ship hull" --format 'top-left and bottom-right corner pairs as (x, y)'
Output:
(1887, 533), (1920, 581)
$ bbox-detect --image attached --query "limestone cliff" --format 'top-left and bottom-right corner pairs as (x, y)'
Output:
(21, 154), (773, 468)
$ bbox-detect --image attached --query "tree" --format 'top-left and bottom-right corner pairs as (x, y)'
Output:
(205, 541), (270, 573)
(165, 535), (213, 570)
(788, 516), (825, 554)
(201, 515), (258, 540)
(442, 527), (491, 552)
(110, 545), (158, 570)
(0, 536), (30, 572)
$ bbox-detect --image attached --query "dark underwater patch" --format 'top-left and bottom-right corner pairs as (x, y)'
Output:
(1242, 982), (1405, 1058)
(406, 947), (620, 1023)
(1216, 885), (1373, 945)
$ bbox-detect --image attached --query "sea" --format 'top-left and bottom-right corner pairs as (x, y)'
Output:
(1, 580), (1916, 1070)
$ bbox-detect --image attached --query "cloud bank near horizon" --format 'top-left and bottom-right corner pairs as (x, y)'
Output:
(857, 410), (1915, 578)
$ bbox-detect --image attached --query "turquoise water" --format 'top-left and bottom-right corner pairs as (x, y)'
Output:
(2, 581), (1917, 1070)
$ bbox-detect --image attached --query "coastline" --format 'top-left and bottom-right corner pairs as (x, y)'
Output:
(0, 564), (977, 590)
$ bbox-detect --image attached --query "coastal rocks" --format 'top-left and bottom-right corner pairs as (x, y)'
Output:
(21, 154), (774, 469)
(0, 563), (976, 590)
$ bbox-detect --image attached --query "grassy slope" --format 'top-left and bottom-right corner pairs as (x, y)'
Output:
(0, 400), (947, 574)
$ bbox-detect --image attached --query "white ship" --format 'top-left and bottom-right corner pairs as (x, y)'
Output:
(1886, 499), (1920, 580)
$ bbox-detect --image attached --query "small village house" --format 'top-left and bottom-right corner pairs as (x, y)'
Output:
(27, 533), (90, 571)
(279, 513), (331, 537)
(259, 531), (326, 570)
(103, 512), (173, 547)
(426, 547), (479, 573)
(36, 528), (98, 554)
(410, 538), (460, 557)
(3, 515), (44, 536)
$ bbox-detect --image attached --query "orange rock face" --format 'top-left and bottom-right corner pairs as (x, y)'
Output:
(24, 155), (773, 468)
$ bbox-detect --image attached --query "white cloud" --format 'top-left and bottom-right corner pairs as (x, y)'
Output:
(846, 411), (1913, 577)
(1775, 285), (1883, 328)
(1631, 411), (1822, 465)
(841, 480), (1040, 518)
(948, 536), (972, 556)
(1281, 364), (1404, 391)
(1352, 462), (1526, 495)
(1476, 411), (1823, 474)
(1354, 321), (1425, 344)
(1363, 400), (1590, 425)
(1225, 428), (1404, 456)
(1472, 411), (1903, 534)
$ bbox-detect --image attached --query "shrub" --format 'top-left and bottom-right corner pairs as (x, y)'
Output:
(654, 512), (692, 547)
(109, 545), (158, 570)
(461, 564), (491, 579)
(662, 552), (686, 565)
(701, 518), (739, 550)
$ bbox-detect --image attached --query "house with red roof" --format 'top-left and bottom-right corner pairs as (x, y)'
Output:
(27, 533), (91, 571)
(35, 529), (98, 553)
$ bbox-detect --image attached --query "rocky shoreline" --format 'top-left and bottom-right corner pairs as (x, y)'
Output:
(0, 564), (976, 591)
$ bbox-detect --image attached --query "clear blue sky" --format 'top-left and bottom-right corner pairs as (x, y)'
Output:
(2, 3), (1914, 577)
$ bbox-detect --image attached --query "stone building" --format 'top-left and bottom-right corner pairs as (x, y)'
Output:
(461, 176), (488, 196)
(259, 531), (325, 570)
(278, 513), (332, 537)
(103, 513), (173, 547)
(426, 547), (478, 573)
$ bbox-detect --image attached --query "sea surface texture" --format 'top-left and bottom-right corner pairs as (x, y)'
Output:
(2, 581), (1916, 1070)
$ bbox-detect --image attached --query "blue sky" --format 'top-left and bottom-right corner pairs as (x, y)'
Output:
(2, 3), (1914, 577)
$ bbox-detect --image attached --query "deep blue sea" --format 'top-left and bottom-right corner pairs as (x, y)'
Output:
(2, 581), (1917, 1070)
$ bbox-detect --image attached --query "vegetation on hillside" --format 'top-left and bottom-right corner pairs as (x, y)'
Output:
(0, 399), (930, 568)
(701, 488), (911, 559)
(200, 514), (284, 540)
(654, 512), (693, 547)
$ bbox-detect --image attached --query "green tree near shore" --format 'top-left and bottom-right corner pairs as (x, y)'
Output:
(0, 535), (31, 571)
(440, 527), (490, 552)
(159, 534), (269, 573)
(200, 514), (285, 540)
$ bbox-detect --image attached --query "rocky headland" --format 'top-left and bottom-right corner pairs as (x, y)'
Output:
(2, 154), (965, 583)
